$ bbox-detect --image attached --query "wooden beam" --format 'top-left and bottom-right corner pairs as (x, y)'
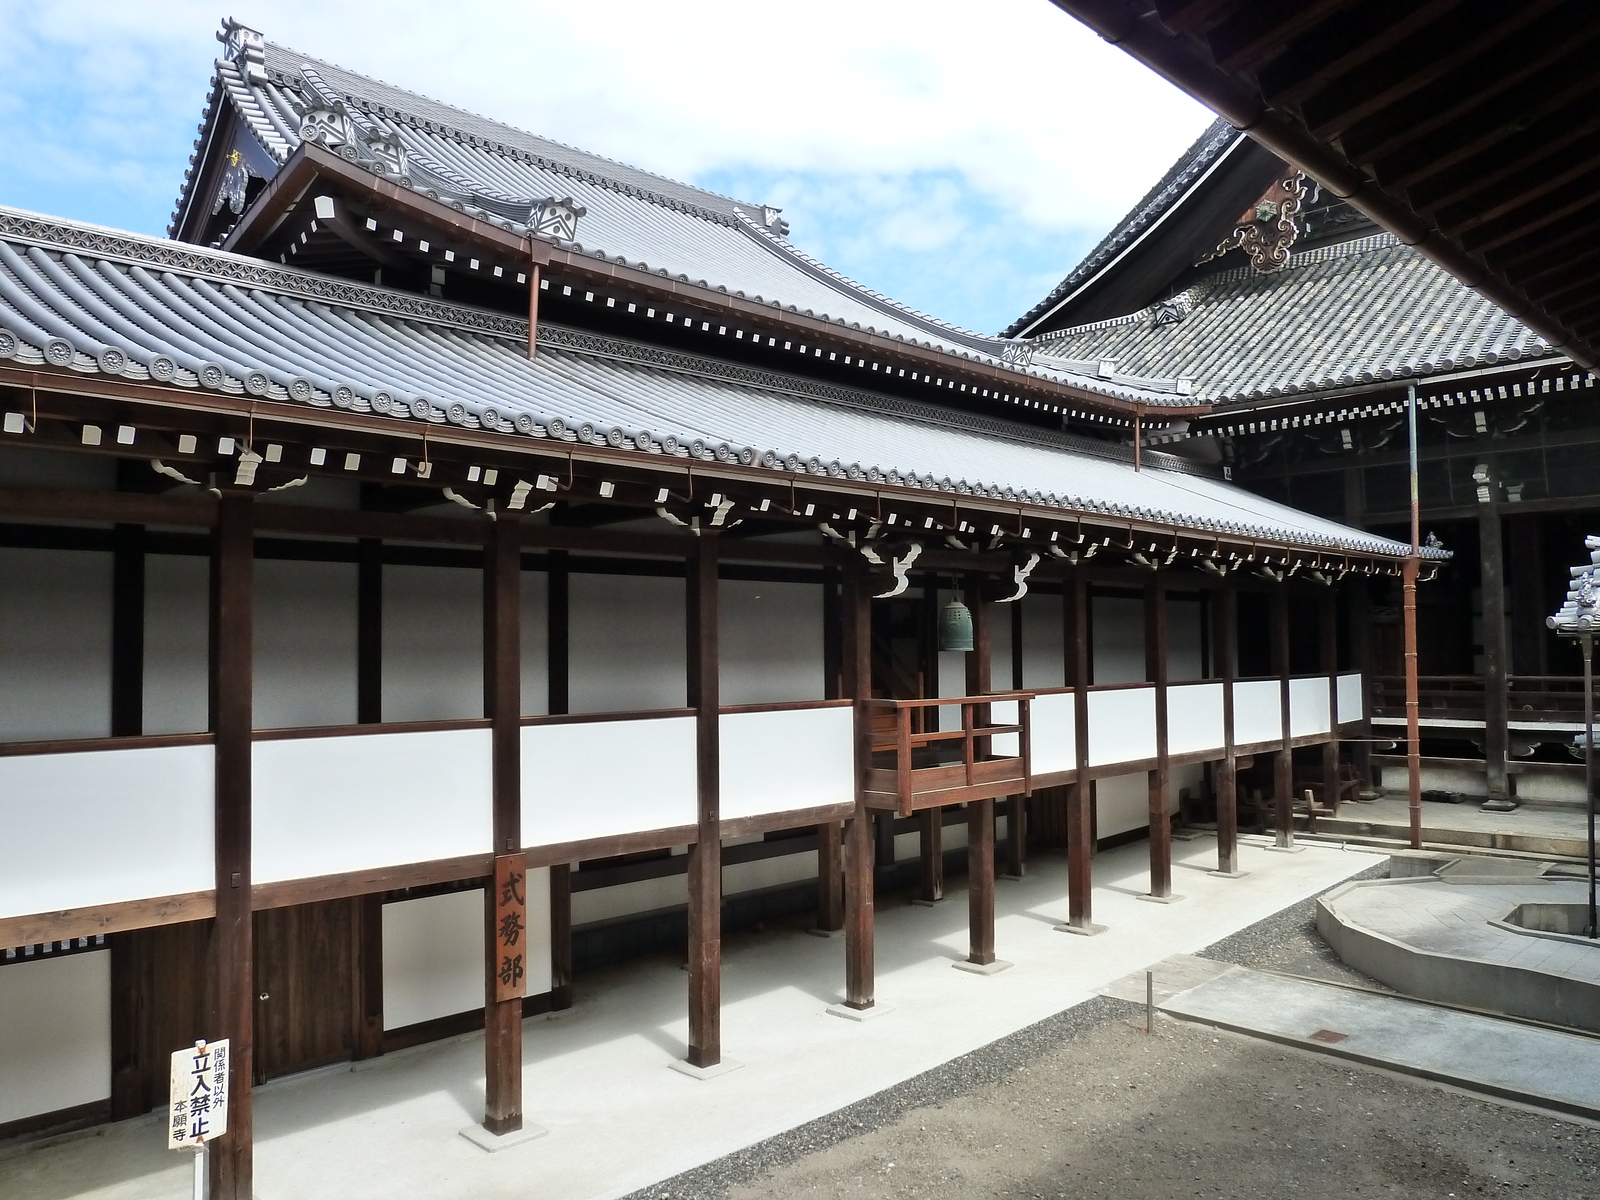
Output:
(1214, 582), (1240, 875)
(964, 576), (997, 966)
(482, 511), (523, 1136)
(209, 490), (253, 1200)
(842, 561), (875, 1009)
(1145, 574), (1173, 899)
(686, 534), (722, 1067)
(1062, 571), (1097, 931)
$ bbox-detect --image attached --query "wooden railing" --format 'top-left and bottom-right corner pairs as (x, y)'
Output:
(1372, 675), (1595, 723)
(862, 692), (1032, 816)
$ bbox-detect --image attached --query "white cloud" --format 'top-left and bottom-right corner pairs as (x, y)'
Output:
(0, 1), (1215, 330)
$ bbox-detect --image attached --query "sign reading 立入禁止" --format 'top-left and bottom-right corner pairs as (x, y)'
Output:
(167, 1038), (230, 1149)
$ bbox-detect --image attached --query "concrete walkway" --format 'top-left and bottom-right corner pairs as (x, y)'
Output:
(1158, 965), (1600, 1120)
(1312, 795), (1592, 858)
(0, 838), (1382, 1200)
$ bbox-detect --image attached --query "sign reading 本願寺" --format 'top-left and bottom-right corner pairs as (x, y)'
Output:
(167, 1038), (230, 1149)
(493, 852), (528, 1003)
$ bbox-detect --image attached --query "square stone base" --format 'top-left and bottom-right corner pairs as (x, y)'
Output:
(1263, 843), (1306, 854)
(669, 1057), (744, 1080)
(459, 1122), (548, 1153)
(1054, 921), (1108, 936)
(952, 958), (1014, 975)
(1135, 892), (1186, 904)
(826, 1002), (894, 1022)
(909, 897), (942, 907)
(1207, 868), (1249, 879)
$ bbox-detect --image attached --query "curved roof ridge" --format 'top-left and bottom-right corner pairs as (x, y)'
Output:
(1001, 117), (1239, 337)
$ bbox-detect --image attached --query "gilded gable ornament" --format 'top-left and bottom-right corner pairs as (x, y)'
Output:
(212, 149), (250, 216)
(1197, 172), (1308, 274)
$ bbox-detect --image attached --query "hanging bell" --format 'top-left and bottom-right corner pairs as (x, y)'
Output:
(939, 596), (974, 652)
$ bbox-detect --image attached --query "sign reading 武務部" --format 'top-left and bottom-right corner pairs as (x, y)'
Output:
(167, 1038), (230, 1149)
(493, 853), (528, 1003)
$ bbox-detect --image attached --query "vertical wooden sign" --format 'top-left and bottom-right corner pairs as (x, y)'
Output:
(493, 853), (528, 1003)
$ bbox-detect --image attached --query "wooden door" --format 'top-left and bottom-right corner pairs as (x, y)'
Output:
(251, 899), (361, 1083)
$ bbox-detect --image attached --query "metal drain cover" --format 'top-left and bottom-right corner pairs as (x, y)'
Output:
(1308, 1029), (1349, 1044)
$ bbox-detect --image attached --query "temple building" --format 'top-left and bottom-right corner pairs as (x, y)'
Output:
(2, 20), (1426, 1196)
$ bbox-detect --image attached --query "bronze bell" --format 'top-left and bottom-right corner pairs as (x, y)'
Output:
(938, 596), (974, 652)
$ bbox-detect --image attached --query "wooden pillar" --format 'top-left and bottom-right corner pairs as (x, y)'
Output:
(1480, 504), (1513, 808)
(917, 808), (945, 903)
(964, 577), (998, 966)
(356, 537), (383, 724)
(209, 492), (253, 1200)
(1321, 589), (1340, 818)
(1214, 582), (1240, 874)
(483, 512), (524, 1135)
(1061, 571), (1098, 931)
(110, 522), (144, 737)
(546, 547), (573, 1006)
(1272, 588), (1294, 848)
(1145, 574), (1174, 899)
(1004, 600), (1027, 878)
(686, 534), (722, 1066)
(816, 821), (844, 930)
(355, 894), (384, 1060)
(842, 561), (875, 1009)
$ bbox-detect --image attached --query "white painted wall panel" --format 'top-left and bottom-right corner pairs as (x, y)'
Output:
(1092, 595), (1144, 684)
(992, 606), (1014, 688)
(254, 558), (357, 729)
(0, 547), (111, 741)
(720, 579), (823, 705)
(724, 850), (818, 895)
(521, 571), (549, 717)
(569, 573), (685, 713)
(522, 716), (697, 847)
(1337, 673), (1364, 724)
(720, 706), (853, 820)
(1094, 773), (1150, 838)
(1289, 677), (1332, 737)
(1029, 691), (1076, 775)
(382, 889), (483, 1030)
(1087, 687), (1157, 767)
(383, 564), (482, 722)
(1167, 682), (1225, 757)
(0, 745), (213, 917)
(572, 872), (686, 926)
(252, 729), (492, 885)
(143, 553), (208, 735)
(1021, 591), (1065, 688)
(989, 698), (1020, 758)
(0, 951), (110, 1125)
(1169, 598), (1205, 681)
(1234, 680), (1283, 745)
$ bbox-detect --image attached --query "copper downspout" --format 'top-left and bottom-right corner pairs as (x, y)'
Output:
(527, 259), (541, 360)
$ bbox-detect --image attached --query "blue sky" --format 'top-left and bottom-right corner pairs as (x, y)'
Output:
(0, 1), (1213, 336)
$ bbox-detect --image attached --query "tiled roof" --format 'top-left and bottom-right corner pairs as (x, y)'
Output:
(166, 28), (1198, 407)
(1028, 234), (1558, 406)
(1001, 118), (1243, 339)
(0, 207), (1416, 559)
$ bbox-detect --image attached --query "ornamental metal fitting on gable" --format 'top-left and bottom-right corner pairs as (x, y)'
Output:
(1196, 171), (1308, 275)
(531, 196), (587, 243)
(217, 18), (267, 85)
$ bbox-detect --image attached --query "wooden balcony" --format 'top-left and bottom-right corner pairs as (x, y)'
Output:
(1372, 675), (1595, 726)
(861, 693), (1032, 815)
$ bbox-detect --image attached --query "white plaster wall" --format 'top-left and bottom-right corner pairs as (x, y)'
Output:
(1087, 687), (1157, 767)
(1021, 591), (1064, 688)
(1029, 691), (1077, 776)
(252, 729), (492, 885)
(720, 706), (853, 820)
(724, 850), (819, 894)
(254, 558), (357, 729)
(382, 889), (481, 1029)
(1337, 673), (1364, 723)
(719, 579), (824, 705)
(382, 564), (482, 722)
(1169, 598), (1205, 681)
(143, 553), (209, 736)
(0, 951), (110, 1125)
(1167, 682), (1226, 757)
(572, 872), (686, 925)
(1289, 677), (1332, 737)
(1092, 595), (1144, 684)
(569, 573), (685, 713)
(1095, 773), (1151, 839)
(0, 547), (111, 741)
(522, 716), (697, 847)
(1234, 680), (1283, 745)
(0, 745), (213, 918)
(992, 605), (1015, 688)
(891, 817), (970, 863)
(521, 570), (549, 717)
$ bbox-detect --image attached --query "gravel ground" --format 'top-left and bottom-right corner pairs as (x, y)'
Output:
(624, 861), (1600, 1200)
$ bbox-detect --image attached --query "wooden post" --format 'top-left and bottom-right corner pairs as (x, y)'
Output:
(843, 561), (876, 1009)
(816, 820), (844, 929)
(1480, 503), (1513, 809)
(483, 511), (524, 1135)
(1061, 571), (1098, 932)
(1272, 587), (1294, 849)
(1348, 576), (1375, 795)
(1145, 573), (1174, 899)
(1214, 582), (1240, 875)
(209, 492), (253, 1200)
(110, 522), (144, 737)
(548, 865), (572, 1010)
(964, 576), (998, 966)
(357, 537), (382, 725)
(918, 808), (945, 903)
(1321, 589), (1341, 819)
(686, 534), (722, 1066)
